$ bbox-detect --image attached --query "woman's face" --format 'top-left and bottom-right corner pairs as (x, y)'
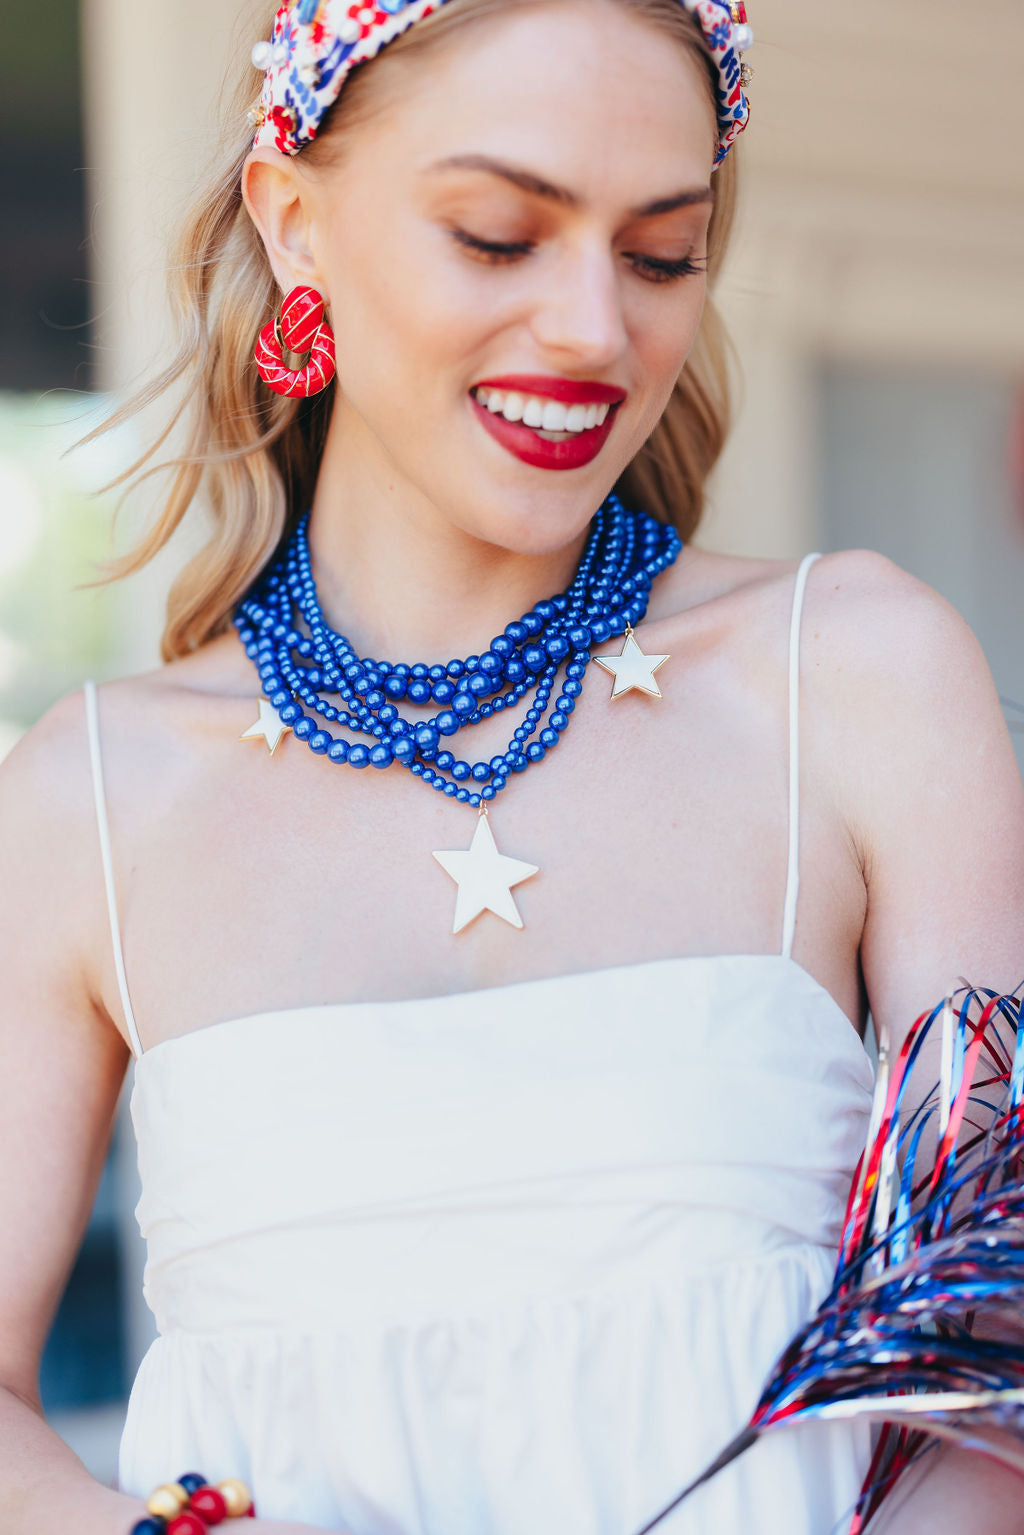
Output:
(253, 0), (718, 556)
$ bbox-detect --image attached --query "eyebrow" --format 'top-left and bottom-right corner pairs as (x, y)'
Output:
(424, 153), (715, 218)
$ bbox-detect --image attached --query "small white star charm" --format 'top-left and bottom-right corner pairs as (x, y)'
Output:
(432, 812), (539, 935)
(240, 698), (291, 755)
(593, 625), (670, 699)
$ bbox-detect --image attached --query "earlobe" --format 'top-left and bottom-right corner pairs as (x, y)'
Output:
(241, 150), (323, 297)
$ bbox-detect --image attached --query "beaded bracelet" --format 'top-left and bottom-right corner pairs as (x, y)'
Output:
(130, 1472), (255, 1533)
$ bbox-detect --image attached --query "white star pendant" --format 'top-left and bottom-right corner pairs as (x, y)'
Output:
(240, 698), (291, 755)
(593, 627), (670, 699)
(432, 813), (539, 935)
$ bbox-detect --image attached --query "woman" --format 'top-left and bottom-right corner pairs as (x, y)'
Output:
(1, 1), (1022, 1532)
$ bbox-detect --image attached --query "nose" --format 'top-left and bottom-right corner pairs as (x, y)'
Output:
(528, 240), (629, 371)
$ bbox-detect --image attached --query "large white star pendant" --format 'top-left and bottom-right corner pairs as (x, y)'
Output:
(432, 814), (539, 935)
(240, 698), (291, 755)
(593, 627), (670, 699)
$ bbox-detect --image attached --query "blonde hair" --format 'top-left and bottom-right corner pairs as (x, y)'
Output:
(78, 0), (740, 662)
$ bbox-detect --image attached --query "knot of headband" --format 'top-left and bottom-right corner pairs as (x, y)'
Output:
(248, 0), (753, 166)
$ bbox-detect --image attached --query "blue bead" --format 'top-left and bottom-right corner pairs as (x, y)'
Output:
(308, 730), (331, 753)
(481, 785), (496, 800)
(436, 750), (455, 770)
(130, 1521), (167, 1534)
(452, 760), (471, 781)
(590, 618), (611, 642)
(469, 793), (481, 807)
(178, 1473), (208, 1494)
(489, 755), (505, 773)
(348, 745), (369, 768)
(566, 661), (587, 679)
(293, 716), (313, 739)
(411, 663), (429, 679)
(511, 757), (530, 773)
(456, 788), (471, 802)
(408, 679), (432, 704)
(545, 635), (569, 661)
(384, 676), (407, 698)
(527, 742), (546, 762)
(479, 651), (502, 674)
(369, 744), (394, 768)
(491, 775), (506, 791)
(280, 702), (301, 724)
(365, 690), (386, 709)
(444, 783), (457, 796)
(432, 680), (455, 704)
(522, 612), (544, 635)
(379, 703), (399, 724)
(428, 664), (446, 681)
(446, 658), (465, 677)
(466, 672), (490, 697)
(556, 695), (575, 713)
(471, 762), (491, 782)
(505, 659), (526, 682)
(563, 679), (582, 698)
(540, 728), (558, 748)
(551, 711), (569, 731)
(414, 724), (440, 751)
(328, 740), (349, 762)
(523, 645), (546, 672)
(393, 737), (417, 763)
(436, 710), (459, 737)
(535, 599), (556, 621)
(453, 692), (475, 716)
(270, 689), (291, 708)
(491, 635), (514, 657)
(568, 625), (592, 649)
(505, 620), (528, 644)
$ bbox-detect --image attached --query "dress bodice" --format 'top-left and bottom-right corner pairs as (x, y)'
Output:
(130, 953), (873, 1338)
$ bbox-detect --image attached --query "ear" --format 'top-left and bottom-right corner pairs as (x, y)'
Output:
(241, 148), (327, 297)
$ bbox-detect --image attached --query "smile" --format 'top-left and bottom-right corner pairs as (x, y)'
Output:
(472, 387), (611, 440)
(467, 375), (626, 472)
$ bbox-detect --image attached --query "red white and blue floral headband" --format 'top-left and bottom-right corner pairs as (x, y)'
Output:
(249, 0), (754, 167)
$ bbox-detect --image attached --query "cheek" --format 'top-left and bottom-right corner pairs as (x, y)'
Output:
(629, 279), (708, 404)
(324, 209), (495, 404)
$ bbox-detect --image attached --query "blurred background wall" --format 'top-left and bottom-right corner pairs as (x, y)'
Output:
(1, 0), (1022, 1488)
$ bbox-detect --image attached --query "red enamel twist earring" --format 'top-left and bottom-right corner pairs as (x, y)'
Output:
(254, 284), (336, 398)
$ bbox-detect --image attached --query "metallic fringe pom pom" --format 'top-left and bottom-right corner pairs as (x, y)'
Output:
(633, 981), (1024, 1535)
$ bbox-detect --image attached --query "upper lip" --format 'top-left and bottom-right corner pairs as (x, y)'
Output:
(472, 374), (627, 406)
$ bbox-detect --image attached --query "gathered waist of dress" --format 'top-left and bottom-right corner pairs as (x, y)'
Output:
(142, 1163), (847, 1335)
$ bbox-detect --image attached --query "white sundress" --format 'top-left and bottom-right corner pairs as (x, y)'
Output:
(83, 552), (876, 1534)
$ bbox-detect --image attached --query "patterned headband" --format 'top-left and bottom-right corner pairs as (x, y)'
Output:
(248, 0), (754, 167)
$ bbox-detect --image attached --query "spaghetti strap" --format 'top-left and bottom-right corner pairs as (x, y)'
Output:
(780, 554), (822, 960)
(83, 680), (143, 1059)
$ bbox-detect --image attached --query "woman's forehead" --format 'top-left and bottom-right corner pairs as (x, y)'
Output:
(351, 8), (719, 187)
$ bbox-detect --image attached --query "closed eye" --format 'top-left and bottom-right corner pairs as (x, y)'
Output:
(449, 229), (708, 283)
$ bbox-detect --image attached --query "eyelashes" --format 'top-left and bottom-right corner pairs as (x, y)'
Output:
(448, 228), (708, 284)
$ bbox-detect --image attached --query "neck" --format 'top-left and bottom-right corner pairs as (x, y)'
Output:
(307, 424), (591, 662)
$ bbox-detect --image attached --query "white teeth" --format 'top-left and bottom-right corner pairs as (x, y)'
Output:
(473, 387), (617, 434)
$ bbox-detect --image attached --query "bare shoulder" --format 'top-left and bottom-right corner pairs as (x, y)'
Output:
(799, 548), (1001, 728)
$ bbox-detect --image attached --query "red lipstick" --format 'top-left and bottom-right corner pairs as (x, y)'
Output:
(472, 374), (627, 405)
(469, 375), (626, 472)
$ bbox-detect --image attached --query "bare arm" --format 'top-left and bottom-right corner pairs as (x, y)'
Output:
(0, 691), (325, 1535)
(809, 552), (1024, 1533)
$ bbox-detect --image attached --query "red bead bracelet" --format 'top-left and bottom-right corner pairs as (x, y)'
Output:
(129, 1473), (255, 1533)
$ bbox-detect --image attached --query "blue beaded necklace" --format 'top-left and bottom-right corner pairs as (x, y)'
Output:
(234, 493), (681, 932)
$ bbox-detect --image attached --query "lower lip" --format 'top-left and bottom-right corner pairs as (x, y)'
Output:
(469, 394), (619, 471)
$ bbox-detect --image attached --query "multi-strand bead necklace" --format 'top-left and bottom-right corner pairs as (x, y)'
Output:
(234, 493), (680, 932)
